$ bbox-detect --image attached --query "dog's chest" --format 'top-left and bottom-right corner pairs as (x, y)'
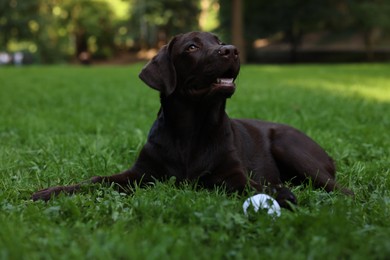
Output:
(172, 136), (221, 178)
(148, 115), (238, 180)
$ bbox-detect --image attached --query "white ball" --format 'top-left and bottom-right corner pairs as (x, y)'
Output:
(243, 194), (281, 217)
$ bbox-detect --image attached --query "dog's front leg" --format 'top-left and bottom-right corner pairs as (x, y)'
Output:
(207, 164), (262, 194)
(31, 183), (83, 202)
(31, 167), (147, 201)
(213, 163), (298, 209)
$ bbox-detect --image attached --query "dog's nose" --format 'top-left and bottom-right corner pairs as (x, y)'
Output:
(218, 45), (239, 60)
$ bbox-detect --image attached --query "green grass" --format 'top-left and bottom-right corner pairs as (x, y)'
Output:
(1, 64), (389, 259)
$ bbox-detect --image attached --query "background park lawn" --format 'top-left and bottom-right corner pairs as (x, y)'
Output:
(0, 64), (389, 259)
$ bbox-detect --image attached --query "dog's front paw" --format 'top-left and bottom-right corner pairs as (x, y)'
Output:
(275, 187), (297, 210)
(31, 186), (72, 201)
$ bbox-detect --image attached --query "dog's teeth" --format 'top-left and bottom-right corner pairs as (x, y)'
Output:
(216, 78), (233, 84)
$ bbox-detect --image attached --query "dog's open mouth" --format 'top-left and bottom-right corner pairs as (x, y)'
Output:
(211, 78), (236, 94)
(189, 77), (236, 98)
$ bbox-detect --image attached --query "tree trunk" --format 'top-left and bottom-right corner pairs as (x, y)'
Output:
(232, 0), (246, 63)
(363, 28), (381, 62)
(286, 28), (303, 63)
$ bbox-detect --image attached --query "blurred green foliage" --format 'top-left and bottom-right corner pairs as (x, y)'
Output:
(1, 0), (389, 63)
(0, 0), (201, 63)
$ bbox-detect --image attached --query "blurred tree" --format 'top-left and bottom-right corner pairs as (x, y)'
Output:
(347, 0), (390, 60)
(0, 0), (117, 63)
(219, 0), (350, 62)
(128, 0), (201, 49)
(32, 1), (69, 63)
(231, 0), (246, 63)
(199, 0), (220, 32)
(60, 0), (116, 60)
(2, 0), (389, 64)
(258, 0), (337, 62)
(0, 0), (41, 51)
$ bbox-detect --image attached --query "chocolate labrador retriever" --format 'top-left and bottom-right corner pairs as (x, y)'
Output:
(32, 32), (353, 207)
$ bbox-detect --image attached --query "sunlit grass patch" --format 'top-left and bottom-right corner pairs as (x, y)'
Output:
(250, 64), (390, 102)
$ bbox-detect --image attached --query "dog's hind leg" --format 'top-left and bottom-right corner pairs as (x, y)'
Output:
(269, 127), (353, 196)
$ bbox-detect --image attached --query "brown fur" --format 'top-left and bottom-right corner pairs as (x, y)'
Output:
(32, 32), (353, 207)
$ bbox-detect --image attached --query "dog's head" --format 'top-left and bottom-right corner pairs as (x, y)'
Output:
(139, 31), (240, 99)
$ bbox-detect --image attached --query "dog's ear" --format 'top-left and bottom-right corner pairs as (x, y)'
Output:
(139, 38), (177, 96)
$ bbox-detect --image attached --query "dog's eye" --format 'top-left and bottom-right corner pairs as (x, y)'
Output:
(186, 44), (199, 52)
